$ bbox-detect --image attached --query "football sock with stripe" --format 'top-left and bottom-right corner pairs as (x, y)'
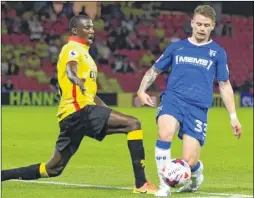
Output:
(1, 163), (49, 181)
(191, 160), (204, 178)
(127, 130), (146, 188)
(155, 140), (171, 187)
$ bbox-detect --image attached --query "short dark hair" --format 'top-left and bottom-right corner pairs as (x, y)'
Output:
(69, 14), (90, 30)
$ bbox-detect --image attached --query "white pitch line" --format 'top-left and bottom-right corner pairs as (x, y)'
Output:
(12, 180), (253, 198)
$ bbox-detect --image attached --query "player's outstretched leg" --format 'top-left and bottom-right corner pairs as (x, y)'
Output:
(106, 110), (157, 195)
(178, 134), (204, 192)
(1, 149), (72, 182)
(155, 115), (179, 197)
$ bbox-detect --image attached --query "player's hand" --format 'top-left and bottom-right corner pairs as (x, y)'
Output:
(137, 91), (155, 107)
(78, 79), (86, 95)
(231, 118), (242, 139)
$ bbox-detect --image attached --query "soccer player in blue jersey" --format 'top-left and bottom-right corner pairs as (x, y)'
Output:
(137, 5), (242, 197)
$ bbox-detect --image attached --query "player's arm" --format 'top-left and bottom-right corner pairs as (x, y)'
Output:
(219, 80), (242, 138)
(66, 61), (85, 94)
(218, 80), (236, 116)
(137, 45), (173, 107)
(137, 67), (161, 107)
(63, 48), (85, 94)
(94, 95), (108, 107)
(216, 49), (242, 138)
(137, 67), (161, 94)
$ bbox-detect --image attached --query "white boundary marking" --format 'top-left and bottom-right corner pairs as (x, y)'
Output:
(10, 180), (253, 198)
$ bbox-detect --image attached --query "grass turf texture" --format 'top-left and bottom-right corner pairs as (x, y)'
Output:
(2, 106), (253, 197)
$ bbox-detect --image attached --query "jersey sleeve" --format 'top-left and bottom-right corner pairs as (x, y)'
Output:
(153, 45), (174, 72)
(61, 45), (81, 64)
(216, 48), (229, 81)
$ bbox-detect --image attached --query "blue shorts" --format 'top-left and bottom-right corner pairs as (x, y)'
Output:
(156, 93), (208, 146)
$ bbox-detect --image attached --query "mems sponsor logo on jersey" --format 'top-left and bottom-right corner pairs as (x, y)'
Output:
(175, 55), (213, 70)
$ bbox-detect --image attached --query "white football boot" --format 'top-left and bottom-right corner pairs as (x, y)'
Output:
(177, 174), (204, 192)
(155, 185), (171, 197)
(155, 173), (171, 197)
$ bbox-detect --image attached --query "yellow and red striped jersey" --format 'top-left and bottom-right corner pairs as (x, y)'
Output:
(56, 36), (97, 122)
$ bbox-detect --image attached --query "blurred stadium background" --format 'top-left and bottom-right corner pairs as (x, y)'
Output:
(1, 1), (253, 102)
(1, 1), (253, 198)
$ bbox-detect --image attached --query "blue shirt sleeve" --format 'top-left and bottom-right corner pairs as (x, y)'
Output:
(216, 48), (229, 81)
(153, 45), (174, 72)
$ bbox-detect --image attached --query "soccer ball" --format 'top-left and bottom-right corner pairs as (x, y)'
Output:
(161, 159), (191, 188)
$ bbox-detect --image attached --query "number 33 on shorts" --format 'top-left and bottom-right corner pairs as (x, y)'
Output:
(190, 119), (208, 145)
(179, 117), (208, 146)
(194, 120), (207, 133)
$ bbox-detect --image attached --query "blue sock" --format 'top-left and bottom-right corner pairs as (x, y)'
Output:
(156, 140), (171, 150)
(191, 161), (201, 172)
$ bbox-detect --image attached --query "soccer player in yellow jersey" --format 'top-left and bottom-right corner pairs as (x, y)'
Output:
(1, 15), (157, 194)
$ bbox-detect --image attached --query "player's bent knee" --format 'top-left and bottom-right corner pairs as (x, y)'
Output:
(126, 117), (143, 140)
(158, 126), (175, 141)
(158, 131), (174, 142)
(157, 115), (179, 141)
(127, 117), (141, 131)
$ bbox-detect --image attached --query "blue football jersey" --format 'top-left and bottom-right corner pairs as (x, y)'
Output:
(154, 38), (229, 108)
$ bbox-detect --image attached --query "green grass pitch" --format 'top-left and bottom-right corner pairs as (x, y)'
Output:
(1, 106), (253, 197)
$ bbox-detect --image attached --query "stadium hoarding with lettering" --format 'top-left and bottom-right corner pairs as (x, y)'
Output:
(3, 92), (60, 106)
(1, 91), (245, 108)
(240, 93), (254, 107)
(1, 92), (117, 106)
(132, 93), (241, 108)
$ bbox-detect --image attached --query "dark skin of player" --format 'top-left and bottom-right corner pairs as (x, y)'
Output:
(47, 18), (143, 175)
(1, 16), (150, 191)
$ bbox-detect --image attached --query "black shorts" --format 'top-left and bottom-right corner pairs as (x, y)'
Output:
(55, 105), (112, 155)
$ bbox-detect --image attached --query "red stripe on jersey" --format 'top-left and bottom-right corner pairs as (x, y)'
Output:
(72, 85), (81, 111)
